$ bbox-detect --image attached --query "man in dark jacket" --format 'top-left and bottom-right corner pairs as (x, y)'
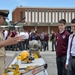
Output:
(56, 19), (70, 75)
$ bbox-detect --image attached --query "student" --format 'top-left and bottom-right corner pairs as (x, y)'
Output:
(65, 18), (75, 75)
(0, 10), (23, 75)
(56, 19), (70, 75)
(50, 30), (56, 51)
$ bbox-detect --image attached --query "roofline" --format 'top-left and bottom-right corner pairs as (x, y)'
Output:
(14, 6), (75, 9)
(12, 6), (75, 12)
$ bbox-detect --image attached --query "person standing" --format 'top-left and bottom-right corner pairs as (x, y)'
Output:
(0, 10), (24, 75)
(19, 29), (26, 50)
(50, 30), (56, 51)
(65, 18), (75, 75)
(40, 30), (45, 51)
(44, 31), (49, 51)
(56, 19), (70, 75)
(24, 30), (29, 50)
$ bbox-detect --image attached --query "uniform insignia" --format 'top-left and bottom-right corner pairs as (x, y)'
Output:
(57, 37), (58, 39)
(62, 35), (66, 39)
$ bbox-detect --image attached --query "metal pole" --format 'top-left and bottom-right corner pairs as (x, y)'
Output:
(13, 17), (25, 30)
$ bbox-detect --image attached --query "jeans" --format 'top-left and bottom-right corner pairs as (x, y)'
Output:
(56, 56), (67, 75)
(25, 39), (29, 50)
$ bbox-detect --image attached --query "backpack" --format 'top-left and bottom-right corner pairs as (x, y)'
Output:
(40, 34), (44, 40)
(31, 35), (36, 40)
(31, 32), (36, 40)
(50, 33), (55, 41)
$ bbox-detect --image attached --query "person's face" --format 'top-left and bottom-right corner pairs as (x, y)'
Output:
(0, 15), (6, 25)
(71, 23), (75, 33)
(51, 30), (54, 33)
(58, 23), (65, 32)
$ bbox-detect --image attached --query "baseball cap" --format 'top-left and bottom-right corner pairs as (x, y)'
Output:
(0, 10), (9, 20)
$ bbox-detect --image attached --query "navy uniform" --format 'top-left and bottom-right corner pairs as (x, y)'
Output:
(0, 10), (9, 75)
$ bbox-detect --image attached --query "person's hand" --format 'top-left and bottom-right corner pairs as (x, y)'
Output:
(15, 35), (25, 41)
(65, 64), (68, 70)
(6, 34), (25, 45)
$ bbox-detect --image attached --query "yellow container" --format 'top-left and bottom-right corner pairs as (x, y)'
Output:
(17, 55), (21, 60)
(17, 56), (21, 66)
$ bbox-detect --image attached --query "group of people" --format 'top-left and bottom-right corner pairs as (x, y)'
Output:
(3, 29), (30, 51)
(55, 19), (75, 75)
(49, 18), (75, 75)
(0, 9), (75, 75)
(2, 28), (49, 51)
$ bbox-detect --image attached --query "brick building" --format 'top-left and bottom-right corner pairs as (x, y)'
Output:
(12, 6), (75, 34)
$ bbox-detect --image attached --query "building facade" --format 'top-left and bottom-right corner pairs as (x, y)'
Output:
(12, 6), (75, 34)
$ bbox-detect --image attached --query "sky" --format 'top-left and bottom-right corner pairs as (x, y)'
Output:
(0, 0), (75, 22)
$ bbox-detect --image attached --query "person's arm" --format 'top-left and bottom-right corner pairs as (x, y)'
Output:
(65, 36), (70, 69)
(0, 40), (10, 48)
(0, 35), (24, 48)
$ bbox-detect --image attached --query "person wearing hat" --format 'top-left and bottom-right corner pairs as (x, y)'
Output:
(0, 10), (24, 75)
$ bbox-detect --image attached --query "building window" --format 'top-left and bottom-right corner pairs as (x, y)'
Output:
(56, 11), (58, 23)
(32, 10), (34, 22)
(29, 11), (31, 22)
(72, 11), (74, 19)
(35, 11), (38, 22)
(52, 11), (54, 23)
(25, 10), (28, 22)
(69, 12), (71, 23)
(39, 11), (41, 22)
(20, 11), (23, 20)
(66, 11), (68, 22)
(42, 12), (44, 22)
(46, 11), (48, 22)
(49, 11), (51, 22)
(59, 11), (62, 20)
(62, 11), (64, 19)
